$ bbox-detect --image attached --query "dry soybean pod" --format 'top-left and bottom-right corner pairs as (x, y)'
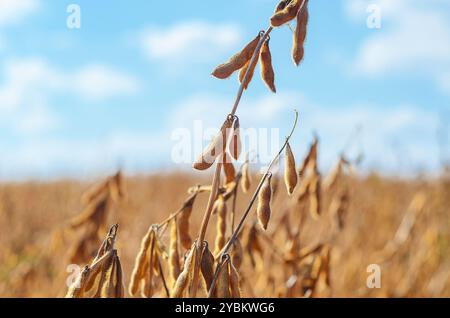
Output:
(292, 0), (309, 66)
(214, 194), (228, 256)
(212, 32), (262, 79)
(215, 255), (231, 298)
(228, 261), (241, 298)
(257, 173), (273, 230)
(178, 193), (198, 250)
(83, 250), (114, 295)
(141, 235), (157, 298)
(193, 115), (234, 171)
(260, 37), (276, 93)
(270, 0), (302, 27)
(100, 252), (118, 298)
(128, 226), (155, 296)
(284, 142), (298, 195)
(168, 218), (181, 288)
(92, 250), (115, 298)
(171, 244), (196, 298)
(200, 241), (216, 291)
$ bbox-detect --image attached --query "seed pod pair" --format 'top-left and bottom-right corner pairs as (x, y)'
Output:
(270, 0), (303, 27)
(212, 32), (262, 79)
(239, 37), (277, 92)
(257, 174), (272, 230)
(292, 0), (309, 66)
(178, 193), (198, 250)
(193, 116), (234, 171)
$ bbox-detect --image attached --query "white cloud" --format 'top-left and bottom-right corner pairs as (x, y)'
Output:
(140, 21), (242, 63)
(73, 65), (139, 100)
(345, 0), (450, 91)
(0, 58), (140, 134)
(0, 0), (40, 26)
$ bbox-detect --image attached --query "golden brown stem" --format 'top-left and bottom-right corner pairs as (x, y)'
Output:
(190, 162), (223, 297)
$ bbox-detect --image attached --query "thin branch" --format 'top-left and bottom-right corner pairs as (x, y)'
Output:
(190, 162), (222, 297)
(230, 27), (273, 117)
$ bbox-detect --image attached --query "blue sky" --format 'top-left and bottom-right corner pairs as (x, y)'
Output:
(0, 0), (449, 180)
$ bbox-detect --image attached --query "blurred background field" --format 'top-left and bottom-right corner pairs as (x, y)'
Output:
(1, 170), (449, 297)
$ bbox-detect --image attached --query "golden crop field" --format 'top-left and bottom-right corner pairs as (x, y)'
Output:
(0, 168), (449, 298)
(1, 0), (449, 300)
